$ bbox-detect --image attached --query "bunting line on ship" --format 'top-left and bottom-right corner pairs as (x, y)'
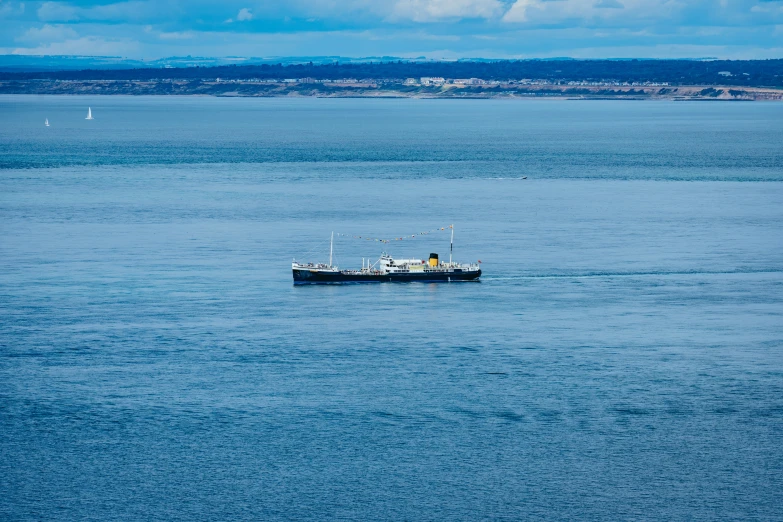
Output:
(336, 225), (453, 244)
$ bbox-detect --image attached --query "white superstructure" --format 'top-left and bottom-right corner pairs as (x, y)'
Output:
(292, 253), (480, 277)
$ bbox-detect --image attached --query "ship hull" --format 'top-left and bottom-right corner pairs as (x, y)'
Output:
(293, 268), (481, 284)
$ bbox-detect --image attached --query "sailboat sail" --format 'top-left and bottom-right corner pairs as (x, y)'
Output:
(45, 118), (49, 126)
(86, 107), (93, 120)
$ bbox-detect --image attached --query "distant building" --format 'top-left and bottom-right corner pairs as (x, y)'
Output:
(718, 71), (732, 77)
(299, 77), (316, 83)
(403, 78), (418, 85)
(453, 78), (484, 85)
(420, 77), (445, 86)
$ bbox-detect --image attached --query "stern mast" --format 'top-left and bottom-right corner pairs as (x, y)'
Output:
(450, 224), (453, 265)
(329, 231), (334, 267)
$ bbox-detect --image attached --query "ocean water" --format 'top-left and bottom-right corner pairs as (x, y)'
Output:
(1, 95), (782, 520)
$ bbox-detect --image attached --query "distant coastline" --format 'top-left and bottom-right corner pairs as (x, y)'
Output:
(3, 59), (782, 100)
(2, 80), (782, 100)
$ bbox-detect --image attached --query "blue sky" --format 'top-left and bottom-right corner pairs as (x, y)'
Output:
(1, 0), (782, 59)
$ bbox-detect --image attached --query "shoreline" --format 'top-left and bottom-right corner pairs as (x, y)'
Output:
(2, 80), (782, 101)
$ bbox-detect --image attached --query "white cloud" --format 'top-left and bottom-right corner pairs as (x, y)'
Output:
(595, 0), (624, 8)
(751, 3), (783, 15)
(502, 0), (686, 24)
(86, 1), (162, 22)
(1, 1), (26, 17)
(11, 35), (141, 55)
(37, 1), (174, 24)
(390, 0), (505, 22)
(237, 7), (253, 21)
(37, 1), (80, 22)
(501, 0), (533, 22)
(16, 24), (79, 43)
(158, 30), (197, 40)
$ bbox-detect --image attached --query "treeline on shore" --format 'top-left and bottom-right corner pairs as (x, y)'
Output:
(1, 59), (782, 88)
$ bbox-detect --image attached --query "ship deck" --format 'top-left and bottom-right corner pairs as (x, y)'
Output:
(293, 268), (481, 284)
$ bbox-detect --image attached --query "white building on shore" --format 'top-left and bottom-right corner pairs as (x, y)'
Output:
(452, 78), (484, 85)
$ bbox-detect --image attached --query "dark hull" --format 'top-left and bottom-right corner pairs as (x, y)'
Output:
(293, 268), (481, 284)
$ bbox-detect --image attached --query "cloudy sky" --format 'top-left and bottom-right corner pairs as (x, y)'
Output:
(1, 0), (782, 59)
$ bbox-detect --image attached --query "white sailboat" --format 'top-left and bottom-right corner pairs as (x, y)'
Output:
(45, 118), (49, 127)
(86, 107), (94, 120)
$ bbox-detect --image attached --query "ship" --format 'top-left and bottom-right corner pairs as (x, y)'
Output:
(292, 227), (481, 284)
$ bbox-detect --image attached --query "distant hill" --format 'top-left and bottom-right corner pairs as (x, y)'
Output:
(0, 55), (416, 72)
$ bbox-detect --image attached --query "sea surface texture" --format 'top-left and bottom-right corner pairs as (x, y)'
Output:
(1, 96), (782, 520)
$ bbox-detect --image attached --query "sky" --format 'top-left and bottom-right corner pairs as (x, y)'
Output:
(0, 0), (782, 60)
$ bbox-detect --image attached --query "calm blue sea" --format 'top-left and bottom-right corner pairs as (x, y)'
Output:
(1, 95), (782, 520)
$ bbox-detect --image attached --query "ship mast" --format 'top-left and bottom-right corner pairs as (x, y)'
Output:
(450, 224), (454, 265)
(329, 231), (333, 267)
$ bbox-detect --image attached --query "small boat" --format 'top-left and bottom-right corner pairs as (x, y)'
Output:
(85, 107), (94, 120)
(293, 227), (482, 284)
(45, 118), (49, 127)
